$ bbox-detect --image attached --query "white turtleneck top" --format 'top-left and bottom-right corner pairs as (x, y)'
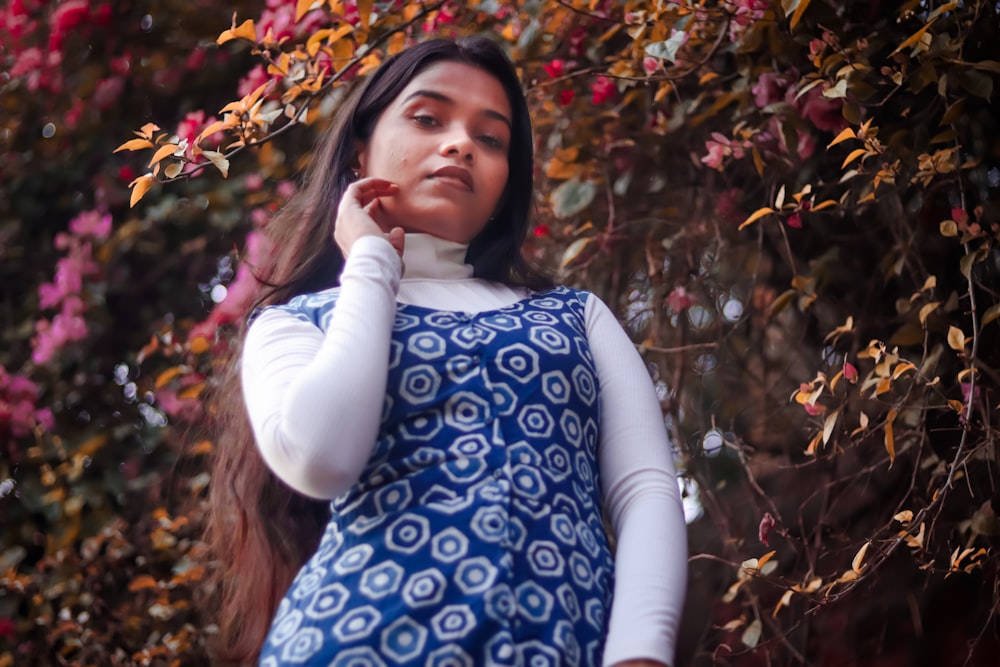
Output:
(242, 233), (687, 667)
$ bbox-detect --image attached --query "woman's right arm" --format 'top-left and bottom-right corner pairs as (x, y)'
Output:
(241, 234), (402, 500)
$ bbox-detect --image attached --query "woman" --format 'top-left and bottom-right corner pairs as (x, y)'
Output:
(209, 37), (686, 667)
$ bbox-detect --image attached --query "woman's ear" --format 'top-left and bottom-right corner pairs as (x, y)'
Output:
(354, 141), (368, 177)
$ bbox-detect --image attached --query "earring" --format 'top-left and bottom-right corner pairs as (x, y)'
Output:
(350, 169), (360, 180)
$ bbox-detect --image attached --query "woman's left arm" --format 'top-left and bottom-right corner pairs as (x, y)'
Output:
(585, 294), (688, 667)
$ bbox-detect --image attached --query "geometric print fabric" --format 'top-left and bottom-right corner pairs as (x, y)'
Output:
(258, 287), (613, 666)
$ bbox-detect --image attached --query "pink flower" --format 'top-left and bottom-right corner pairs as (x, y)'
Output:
(590, 76), (616, 105)
(643, 56), (659, 75)
(543, 59), (564, 78)
(666, 287), (694, 313)
(701, 133), (747, 170)
(244, 173), (264, 192)
(786, 213), (802, 229)
(758, 512), (775, 545)
(69, 210), (112, 238)
(795, 86), (846, 133)
(752, 71), (788, 108)
(185, 47), (208, 71)
(237, 64), (270, 99)
(843, 361), (858, 383)
(48, 0), (90, 51)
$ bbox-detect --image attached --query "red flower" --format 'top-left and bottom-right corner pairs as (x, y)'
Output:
(543, 59), (564, 78)
(786, 213), (802, 229)
(590, 76), (616, 105)
(558, 89), (575, 107)
(758, 512), (776, 546)
(843, 361), (858, 383)
(49, 0), (89, 51)
(533, 224), (550, 238)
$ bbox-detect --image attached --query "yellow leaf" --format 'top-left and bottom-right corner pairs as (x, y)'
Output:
(137, 122), (160, 139)
(918, 301), (940, 326)
(822, 409), (839, 445)
(191, 440), (214, 455)
(388, 32), (406, 56)
(739, 207), (776, 230)
(947, 325), (966, 352)
(178, 382), (205, 400)
(296, 0), (316, 21)
(890, 20), (936, 56)
(148, 143), (180, 167)
(699, 71), (719, 85)
(757, 550), (777, 569)
(804, 431), (822, 456)
(357, 0), (374, 28)
(852, 541), (870, 573)
(155, 366), (186, 389)
(892, 362), (916, 379)
(197, 120), (229, 145)
(128, 575), (159, 592)
(202, 150), (230, 178)
(114, 138), (154, 152)
(773, 589), (794, 617)
(811, 199), (838, 212)
(189, 336), (211, 355)
(948, 399), (965, 413)
(841, 148), (868, 169)
(885, 408), (897, 465)
(939, 220), (958, 236)
(875, 377), (892, 396)
(128, 174), (154, 208)
(163, 162), (183, 179)
(233, 18), (256, 41)
(957, 367), (978, 382)
(560, 237), (592, 268)
(751, 145), (765, 177)
(893, 510), (913, 524)
(982, 303), (1000, 327)
(789, 0), (811, 30)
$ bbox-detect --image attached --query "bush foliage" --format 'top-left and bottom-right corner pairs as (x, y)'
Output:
(2, 0), (998, 665)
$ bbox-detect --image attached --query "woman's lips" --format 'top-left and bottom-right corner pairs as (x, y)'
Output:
(430, 165), (474, 192)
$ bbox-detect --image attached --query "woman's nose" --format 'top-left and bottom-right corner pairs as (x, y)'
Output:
(441, 130), (474, 164)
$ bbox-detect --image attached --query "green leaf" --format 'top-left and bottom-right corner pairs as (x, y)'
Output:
(551, 178), (596, 219)
(644, 31), (687, 64)
(983, 303), (1000, 327)
(960, 70), (994, 100)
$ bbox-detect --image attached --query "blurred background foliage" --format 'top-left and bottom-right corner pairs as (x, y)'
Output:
(1, 0), (998, 665)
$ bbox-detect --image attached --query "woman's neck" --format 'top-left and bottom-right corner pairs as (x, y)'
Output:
(400, 233), (474, 281)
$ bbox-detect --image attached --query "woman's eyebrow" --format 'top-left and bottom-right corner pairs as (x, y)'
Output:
(402, 90), (512, 129)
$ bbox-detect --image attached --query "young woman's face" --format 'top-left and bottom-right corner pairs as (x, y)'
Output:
(357, 61), (513, 244)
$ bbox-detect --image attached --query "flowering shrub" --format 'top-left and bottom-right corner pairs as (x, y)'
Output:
(2, 1), (999, 665)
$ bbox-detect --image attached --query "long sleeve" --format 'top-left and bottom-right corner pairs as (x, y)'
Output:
(586, 295), (688, 667)
(241, 236), (402, 499)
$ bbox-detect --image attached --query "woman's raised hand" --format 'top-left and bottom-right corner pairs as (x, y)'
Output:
(333, 177), (405, 259)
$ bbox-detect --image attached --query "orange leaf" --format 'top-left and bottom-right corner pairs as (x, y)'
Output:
(810, 199), (839, 212)
(826, 126), (856, 148)
(148, 143), (180, 167)
(114, 138), (153, 152)
(128, 174), (154, 208)
(884, 408), (897, 465)
(947, 325), (966, 352)
(189, 336), (211, 355)
(739, 207), (776, 230)
(296, 0), (316, 21)
(178, 382), (205, 400)
(789, 0), (812, 31)
(852, 541), (870, 573)
(890, 20), (936, 56)
(155, 366), (185, 389)
(128, 575), (159, 592)
(196, 120), (228, 145)
(841, 148), (868, 169)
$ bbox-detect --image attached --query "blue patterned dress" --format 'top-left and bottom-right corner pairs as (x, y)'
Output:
(257, 287), (614, 667)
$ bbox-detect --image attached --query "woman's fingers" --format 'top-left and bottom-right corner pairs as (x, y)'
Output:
(334, 178), (399, 258)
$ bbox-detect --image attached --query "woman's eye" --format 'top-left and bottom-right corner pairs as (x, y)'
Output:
(413, 115), (437, 127)
(480, 135), (504, 149)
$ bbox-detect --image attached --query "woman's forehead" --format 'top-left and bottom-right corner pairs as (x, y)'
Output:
(393, 61), (512, 118)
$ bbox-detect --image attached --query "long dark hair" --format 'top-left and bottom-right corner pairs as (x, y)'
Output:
(204, 37), (551, 665)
